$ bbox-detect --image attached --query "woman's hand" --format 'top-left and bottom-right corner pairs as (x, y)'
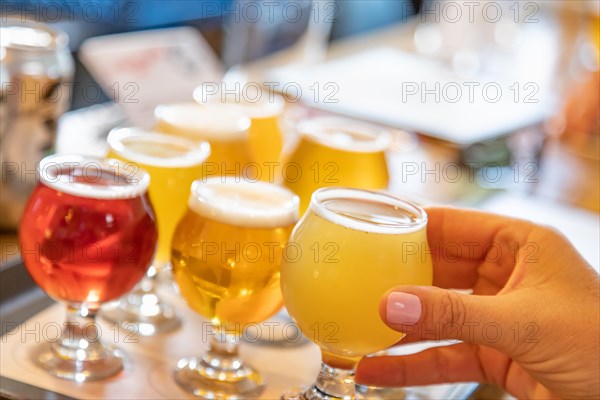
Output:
(355, 207), (599, 399)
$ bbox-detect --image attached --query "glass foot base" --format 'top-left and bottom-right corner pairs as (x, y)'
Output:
(101, 299), (181, 336)
(283, 363), (356, 399)
(282, 385), (410, 400)
(355, 384), (408, 400)
(282, 385), (350, 400)
(35, 342), (124, 382)
(174, 356), (266, 399)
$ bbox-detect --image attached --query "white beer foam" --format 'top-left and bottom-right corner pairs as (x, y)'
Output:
(218, 95), (285, 119)
(193, 87), (286, 119)
(309, 187), (427, 234)
(108, 128), (210, 168)
(38, 154), (150, 200)
(298, 116), (392, 153)
(188, 178), (299, 228)
(154, 103), (250, 140)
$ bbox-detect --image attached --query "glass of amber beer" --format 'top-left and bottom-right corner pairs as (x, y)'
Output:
(280, 187), (433, 399)
(102, 128), (210, 335)
(171, 178), (299, 399)
(19, 154), (157, 381)
(282, 116), (391, 214)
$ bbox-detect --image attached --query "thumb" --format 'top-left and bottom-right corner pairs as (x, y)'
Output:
(382, 286), (513, 351)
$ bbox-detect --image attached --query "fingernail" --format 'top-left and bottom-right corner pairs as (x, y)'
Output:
(386, 292), (422, 325)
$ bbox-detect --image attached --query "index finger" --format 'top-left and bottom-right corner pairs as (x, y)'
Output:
(424, 207), (536, 291)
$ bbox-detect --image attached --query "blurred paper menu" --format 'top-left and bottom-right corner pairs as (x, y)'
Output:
(268, 47), (556, 146)
(80, 27), (224, 128)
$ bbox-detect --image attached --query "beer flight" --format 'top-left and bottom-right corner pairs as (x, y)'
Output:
(19, 93), (433, 399)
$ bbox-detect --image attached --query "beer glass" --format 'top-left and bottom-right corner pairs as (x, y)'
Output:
(1, 19), (74, 229)
(280, 187), (433, 399)
(102, 128), (210, 335)
(154, 102), (253, 178)
(19, 154), (157, 381)
(194, 88), (286, 171)
(171, 178), (299, 399)
(282, 117), (391, 213)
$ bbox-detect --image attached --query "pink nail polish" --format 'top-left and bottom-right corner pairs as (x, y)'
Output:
(386, 292), (422, 325)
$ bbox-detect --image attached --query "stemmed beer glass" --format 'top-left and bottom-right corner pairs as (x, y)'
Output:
(154, 103), (253, 175)
(102, 128), (210, 335)
(282, 117), (391, 214)
(280, 187), (433, 399)
(192, 87), (287, 170)
(171, 178), (299, 399)
(19, 154), (157, 381)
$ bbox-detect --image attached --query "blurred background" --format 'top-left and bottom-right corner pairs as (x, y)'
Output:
(0, 1), (599, 397)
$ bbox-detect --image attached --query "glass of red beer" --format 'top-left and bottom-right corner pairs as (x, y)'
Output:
(19, 154), (158, 381)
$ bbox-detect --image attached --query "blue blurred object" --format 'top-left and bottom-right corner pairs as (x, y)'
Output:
(1, 0), (419, 108)
(221, 0), (418, 66)
(330, 0), (417, 40)
(0, 0), (232, 27)
(1, 0), (418, 42)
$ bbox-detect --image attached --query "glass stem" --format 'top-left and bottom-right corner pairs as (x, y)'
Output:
(309, 362), (355, 399)
(203, 332), (243, 370)
(54, 304), (106, 361)
(124, 267), (158, 306)
(139, 265), (158, 293)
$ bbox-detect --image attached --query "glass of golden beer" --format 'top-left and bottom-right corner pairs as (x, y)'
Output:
(171, 178), (299, 399)
(102, 128), (210, 335)
(280, 187), (433, 399)
(154, 102), (254, 179)
(282, 116), (391, 214)
(194, 88), (286, 171)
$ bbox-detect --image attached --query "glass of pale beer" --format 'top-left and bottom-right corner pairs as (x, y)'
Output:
(102, 128), (210, 335)
(280, 187), (433, 399)
(171, 178), (299, 399)
(282, 116), (391, 214)
(193, 88), (287, 172)
(154, 102), (254, 179)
